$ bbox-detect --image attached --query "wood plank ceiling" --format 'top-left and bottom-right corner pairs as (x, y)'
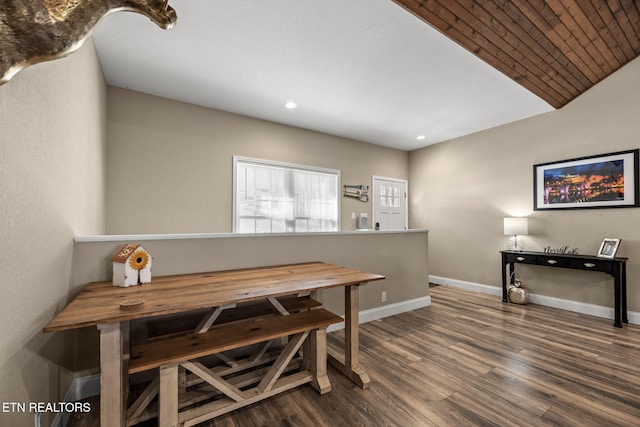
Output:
(393, 0), (640, 108)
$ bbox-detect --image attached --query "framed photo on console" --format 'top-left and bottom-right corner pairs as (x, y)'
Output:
(597, 238), (621, 258)
(534, 149), (639, 210)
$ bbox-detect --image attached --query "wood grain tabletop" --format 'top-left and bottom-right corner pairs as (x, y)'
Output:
(44, 262), (384, 332)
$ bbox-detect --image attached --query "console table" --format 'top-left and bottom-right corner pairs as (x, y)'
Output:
(500, 250), (628, 328)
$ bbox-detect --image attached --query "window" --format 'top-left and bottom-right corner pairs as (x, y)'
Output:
(233, 156), (340, 233)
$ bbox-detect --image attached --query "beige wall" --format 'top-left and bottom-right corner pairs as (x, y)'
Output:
(73, 232), (428, 312)
(106, 87), (409, 234)
(409, 56), (640, 312)
(0, 41), (106, 425)
(70, 230), (429, 370)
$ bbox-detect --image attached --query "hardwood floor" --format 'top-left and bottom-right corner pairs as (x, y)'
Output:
(69, 285), (640, 426)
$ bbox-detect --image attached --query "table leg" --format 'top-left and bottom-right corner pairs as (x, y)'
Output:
(310, 328), (332, 394)
(159, 364), (179, 427)
(98, 322), (126, 427)
(622, 261), (628, 324)
(328, 284), (371, 389)
(613, 263), (622, 328)
(501, 254), (508, 302)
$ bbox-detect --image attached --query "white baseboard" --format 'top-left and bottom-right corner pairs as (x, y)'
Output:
(328, 295), (432, 332)
(430, 275), (640, 325)
(55, 295), (432, 414)
(429, 275), (502, 297)
(51, 373), (100, 427)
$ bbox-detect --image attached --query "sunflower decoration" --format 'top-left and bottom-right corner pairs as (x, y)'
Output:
(128, 249), (151, 285)
(129, 250), (150, 271)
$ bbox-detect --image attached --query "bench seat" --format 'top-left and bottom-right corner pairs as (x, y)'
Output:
(130, 308), (341, 374)
(142, 295), (322, 341)
(127, 307), (341, 426)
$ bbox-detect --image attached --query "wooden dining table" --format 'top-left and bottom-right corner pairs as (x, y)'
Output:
(44, 261), (385, 426)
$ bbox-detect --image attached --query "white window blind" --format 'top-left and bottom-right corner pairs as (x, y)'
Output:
(233, 156), (340, 233)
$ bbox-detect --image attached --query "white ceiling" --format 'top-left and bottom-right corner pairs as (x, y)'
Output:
(93, 0), (553, 151)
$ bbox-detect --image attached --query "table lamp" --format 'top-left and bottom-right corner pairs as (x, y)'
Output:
(504, 217), (528, 251)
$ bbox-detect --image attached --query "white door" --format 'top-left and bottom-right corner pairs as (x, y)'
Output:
(372, 176), (407, 230)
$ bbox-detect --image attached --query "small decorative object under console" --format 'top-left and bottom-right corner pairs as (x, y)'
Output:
(500, 250), (628, 328)
(507, 281), (530, 305)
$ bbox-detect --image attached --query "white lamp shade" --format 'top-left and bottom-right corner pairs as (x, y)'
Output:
(504, 217), (528, 236)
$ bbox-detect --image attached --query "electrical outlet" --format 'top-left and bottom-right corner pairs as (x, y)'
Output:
(381, 291), (387, 302)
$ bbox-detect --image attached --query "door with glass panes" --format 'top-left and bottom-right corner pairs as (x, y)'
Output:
(372, 176), (407, 230)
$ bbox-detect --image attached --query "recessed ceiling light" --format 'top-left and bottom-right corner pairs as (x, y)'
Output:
(284, 101), (297, 109)
(416, 135), (426, 140)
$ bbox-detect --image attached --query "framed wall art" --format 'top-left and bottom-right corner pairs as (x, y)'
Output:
(534, 149), (639, 210)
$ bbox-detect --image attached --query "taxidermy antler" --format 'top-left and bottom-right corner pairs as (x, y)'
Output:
(0, 0), (177, 85)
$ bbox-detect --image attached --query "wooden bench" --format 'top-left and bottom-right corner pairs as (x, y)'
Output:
(127, 307), (342, 427)
(140, 295), (322, 342)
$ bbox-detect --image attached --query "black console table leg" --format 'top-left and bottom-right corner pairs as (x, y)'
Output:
(622, 262), (628, 324)
(613, 263), (622, 328)
(501, 253), (508, 302)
